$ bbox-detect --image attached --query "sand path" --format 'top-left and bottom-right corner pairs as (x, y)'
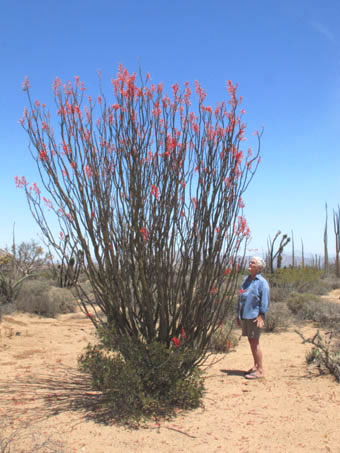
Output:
(0, 294), (340, 453)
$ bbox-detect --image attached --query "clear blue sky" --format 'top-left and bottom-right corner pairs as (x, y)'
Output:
(1, 0), (339, 257)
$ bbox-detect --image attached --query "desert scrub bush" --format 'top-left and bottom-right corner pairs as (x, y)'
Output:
(296, 330), (340, 383)
(208, 319), (239, 352)
(287, 292), (340, 333)
(0, 273), (31, 306)
(286, 292), (322, 315)
(322, 273), (340, 290)
(264, 302), (292, 332)
(268, 285), (290, 303)
(16, 280), (76, 317)
(78, 337), (205, 423)
(267, 267), (331, 296)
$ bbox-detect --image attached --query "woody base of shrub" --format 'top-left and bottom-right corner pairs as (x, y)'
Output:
(78, 337), (205, 424)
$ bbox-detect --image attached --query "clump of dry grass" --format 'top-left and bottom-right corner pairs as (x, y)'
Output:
(0, 425), (67, 453)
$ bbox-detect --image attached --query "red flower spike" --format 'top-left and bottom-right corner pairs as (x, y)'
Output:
(172, 337), (180, 347)
(22, 76), (30, 91)
(151, 185), (159, 200)
(39, 151), (48, 161)
(14, 176), (28, 188)
(140, 227), (149, 242)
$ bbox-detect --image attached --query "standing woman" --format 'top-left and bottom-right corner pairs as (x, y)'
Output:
(237, 256), (270, 379)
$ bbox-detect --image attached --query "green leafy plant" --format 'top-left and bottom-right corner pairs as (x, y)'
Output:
(78, 336), (205, 423)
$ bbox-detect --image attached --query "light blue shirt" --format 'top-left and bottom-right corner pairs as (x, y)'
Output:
(237, 274), (270, 320)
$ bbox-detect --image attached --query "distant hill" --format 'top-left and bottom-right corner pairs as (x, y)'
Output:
(246, 252), (334, 268)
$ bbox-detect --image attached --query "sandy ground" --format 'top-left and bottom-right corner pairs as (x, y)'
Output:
(0, 291), (340, 453)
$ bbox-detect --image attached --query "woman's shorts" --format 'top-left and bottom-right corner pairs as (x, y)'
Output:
(241, 319), (262, 339)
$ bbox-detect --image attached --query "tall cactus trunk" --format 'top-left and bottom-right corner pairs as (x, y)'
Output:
(324, 203), (329, 274)
(267, 231), (290, 272)
(11, 224), (17, 281)
(334, 207), (340, 278)
(301, 238), (305, 268)
(291, 230), (295, 268)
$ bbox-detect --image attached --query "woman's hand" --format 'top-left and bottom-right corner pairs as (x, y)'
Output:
(254, 314), (264, 328)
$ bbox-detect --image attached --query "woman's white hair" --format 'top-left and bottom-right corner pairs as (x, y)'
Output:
(251, 256), (266, 271)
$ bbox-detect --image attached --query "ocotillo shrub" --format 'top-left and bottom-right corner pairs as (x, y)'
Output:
(19, 66), (262, 417)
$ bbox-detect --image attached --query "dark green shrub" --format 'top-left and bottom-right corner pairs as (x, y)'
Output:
(16, 280), (76, 317)
(78, 338), (205, 423)
(265, 302), (291, 332)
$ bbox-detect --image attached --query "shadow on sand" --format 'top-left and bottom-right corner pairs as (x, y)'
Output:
(0, 365), (137, 428)
(220, 369), (245, 377)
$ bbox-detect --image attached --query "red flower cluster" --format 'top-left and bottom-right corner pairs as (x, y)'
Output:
(140, 227), (149, 241)
(171, 326), (186, 347)
(171, 337), (180, 347)
(151, 184), (159, 199)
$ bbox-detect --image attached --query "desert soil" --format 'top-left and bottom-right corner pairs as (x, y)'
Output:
(0, 290), (340, 453)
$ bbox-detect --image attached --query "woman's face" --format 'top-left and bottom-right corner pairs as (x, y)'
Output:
(248, 259), (260, 276)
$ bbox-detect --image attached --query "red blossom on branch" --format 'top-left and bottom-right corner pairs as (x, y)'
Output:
(39, 151), (48, 161)
(171, 337), (180, 347)
(42, 197), (53, 209)
(151, 185), (159, 200)
(14, 176), (28, 188)
(84, 165), (93, 177)
(140, 227), (149, 242)
(22, 76), (30, 91)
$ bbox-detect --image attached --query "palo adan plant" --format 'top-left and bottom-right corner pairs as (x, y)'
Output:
(18, 66), (261, 416)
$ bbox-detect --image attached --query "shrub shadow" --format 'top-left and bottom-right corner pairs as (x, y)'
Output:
(0, 365), (137, 428)
(220, 369), (245, 377)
